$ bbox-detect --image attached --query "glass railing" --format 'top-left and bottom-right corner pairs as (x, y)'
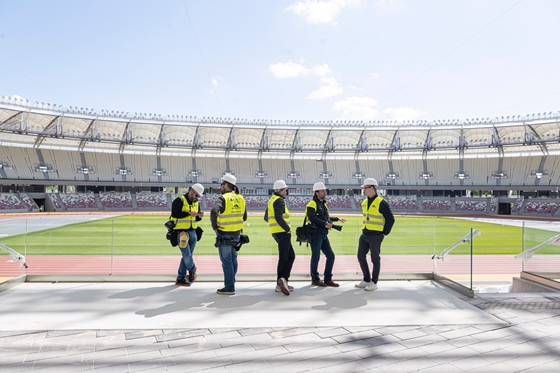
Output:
(0, 218), (28, 279)
(431, 220), (474, 292)
(4, 213), (552, 295)
(518, 220), (560, 288)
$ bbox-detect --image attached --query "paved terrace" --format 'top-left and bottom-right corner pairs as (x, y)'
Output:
(1, 279), (560, 373)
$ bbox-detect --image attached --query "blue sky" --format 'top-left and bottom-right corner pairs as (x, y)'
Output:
(1, 0), (559, 122)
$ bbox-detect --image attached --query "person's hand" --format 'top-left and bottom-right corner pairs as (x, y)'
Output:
(189, 211), (198, 217)
(339, 218), (346, 223)
(326, 222), (333, 229)
(197, 211), (205, 218)
(287, 230), (291, 234)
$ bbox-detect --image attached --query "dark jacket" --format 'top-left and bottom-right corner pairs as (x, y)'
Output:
(306, 195), (340, 235)
(362, 195), (395, 236)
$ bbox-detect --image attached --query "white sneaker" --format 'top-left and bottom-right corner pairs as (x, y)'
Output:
(275, 285), (294, 292)
(355, 281), (369, 288)
(365, 282), (378, 291)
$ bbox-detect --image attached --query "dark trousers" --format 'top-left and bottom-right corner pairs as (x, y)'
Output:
(310, 233), (335, 282)
(357, 234), (384, 284)
(273, 232), (295, 281)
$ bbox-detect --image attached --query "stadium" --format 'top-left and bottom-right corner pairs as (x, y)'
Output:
(1, 96), (559, 291)
(2, 96), (560, 217)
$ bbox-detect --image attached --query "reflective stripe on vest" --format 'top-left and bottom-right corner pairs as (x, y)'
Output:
(268, 194), (290, 234)
(174, 195), (198, 230)
(362, 197), (385, 231)
(217, 192), (246, 232)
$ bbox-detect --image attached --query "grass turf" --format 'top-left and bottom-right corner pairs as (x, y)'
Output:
(0, 215), (558, 256)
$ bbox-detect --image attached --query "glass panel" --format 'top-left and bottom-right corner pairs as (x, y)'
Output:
(470, 218), (522, 293)
(432, 219), (473, 289)
(0, 218), (28, 279)
(520, 220), (560, 284)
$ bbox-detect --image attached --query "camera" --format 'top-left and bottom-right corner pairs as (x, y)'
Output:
(331, 224), (343, 232)
(164, 220), (176, 230)
(234, 234), (250, 251)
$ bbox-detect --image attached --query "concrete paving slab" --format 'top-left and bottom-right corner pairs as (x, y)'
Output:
(0, 280), (503, 330)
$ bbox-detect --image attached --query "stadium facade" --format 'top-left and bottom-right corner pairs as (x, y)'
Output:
(1, 97), (560, 215)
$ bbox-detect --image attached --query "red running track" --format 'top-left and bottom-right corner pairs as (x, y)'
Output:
(1, 254), (537, 277)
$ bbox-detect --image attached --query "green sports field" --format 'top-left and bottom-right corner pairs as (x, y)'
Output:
(0, 215), (558, 256)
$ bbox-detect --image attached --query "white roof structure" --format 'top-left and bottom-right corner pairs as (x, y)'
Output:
(1, 97), (560, 189)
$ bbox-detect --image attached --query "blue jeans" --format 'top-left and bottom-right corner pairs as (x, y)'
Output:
(218, 234), (239, 292)
(310, 233), (335, 282)
(176, 230), (197, 281)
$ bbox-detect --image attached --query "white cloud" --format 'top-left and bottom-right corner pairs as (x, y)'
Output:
(307, 77), (343, 99)
(332, 96), (379, 119)
(383, 107), (427, 121)
(268, 61), (333, 79)
(310, 63), (332, 77)
(371, 72), (380, 79)
(268, 61), (309, 79)
(208, 76), (223, 93)
(285, 0), (362, 25)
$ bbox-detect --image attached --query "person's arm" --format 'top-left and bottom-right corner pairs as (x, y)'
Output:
(210, 196), (225, 231)
(263, 207), (269, 222)
(274, 198), (290, 232)
(306, 206), (326, 227)
(171, 197), (188, 219)
(380, 200), (395, 235)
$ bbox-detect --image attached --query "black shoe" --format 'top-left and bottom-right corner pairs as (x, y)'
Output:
(189, 268), (197, 283)
(311, 280), (327, 287)
(216, 288), (235, 295)
(324, 281), (339, 287)
(175, 278), (191, 287)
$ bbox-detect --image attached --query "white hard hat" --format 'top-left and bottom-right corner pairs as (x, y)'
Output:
(221, 173), (237, 186)
(191, 183), (204, 196)
(273, 180), (287, 190)
(361, 178), (378, 187)
(313, 182), (327, 191)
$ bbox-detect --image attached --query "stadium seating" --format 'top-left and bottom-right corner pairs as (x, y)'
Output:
(455, 200), (488, 212)
(135, 192), (168, 208)
(0, 193), (27, 210)
(59, 193), (98, 209)
(99, 192), (133, 209)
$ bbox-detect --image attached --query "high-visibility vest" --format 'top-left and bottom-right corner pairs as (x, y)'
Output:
(173, 195), (198, 230)
(362, 197), (385, 232)
(217, 192), (246, 232)
(268, 194), (290, 234)
(305, 199), (328, 224)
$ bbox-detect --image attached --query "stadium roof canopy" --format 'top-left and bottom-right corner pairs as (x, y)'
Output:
(1, 97), (560, 160)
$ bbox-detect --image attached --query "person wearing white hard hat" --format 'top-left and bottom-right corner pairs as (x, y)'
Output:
(210, 173), (247, 295)
(355, 178), (394, 291)
(306, 181), (346, 287)
(169, 183), (205, 287)
(264, 179), (295, 296)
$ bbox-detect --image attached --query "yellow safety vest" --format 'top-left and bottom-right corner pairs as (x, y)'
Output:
(362, 197), (385, 231)
(268, 194), (290, 234)
(217, 192), (246, 232)
(173, 195), (198, 230)
(305, 199), (328, 224)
